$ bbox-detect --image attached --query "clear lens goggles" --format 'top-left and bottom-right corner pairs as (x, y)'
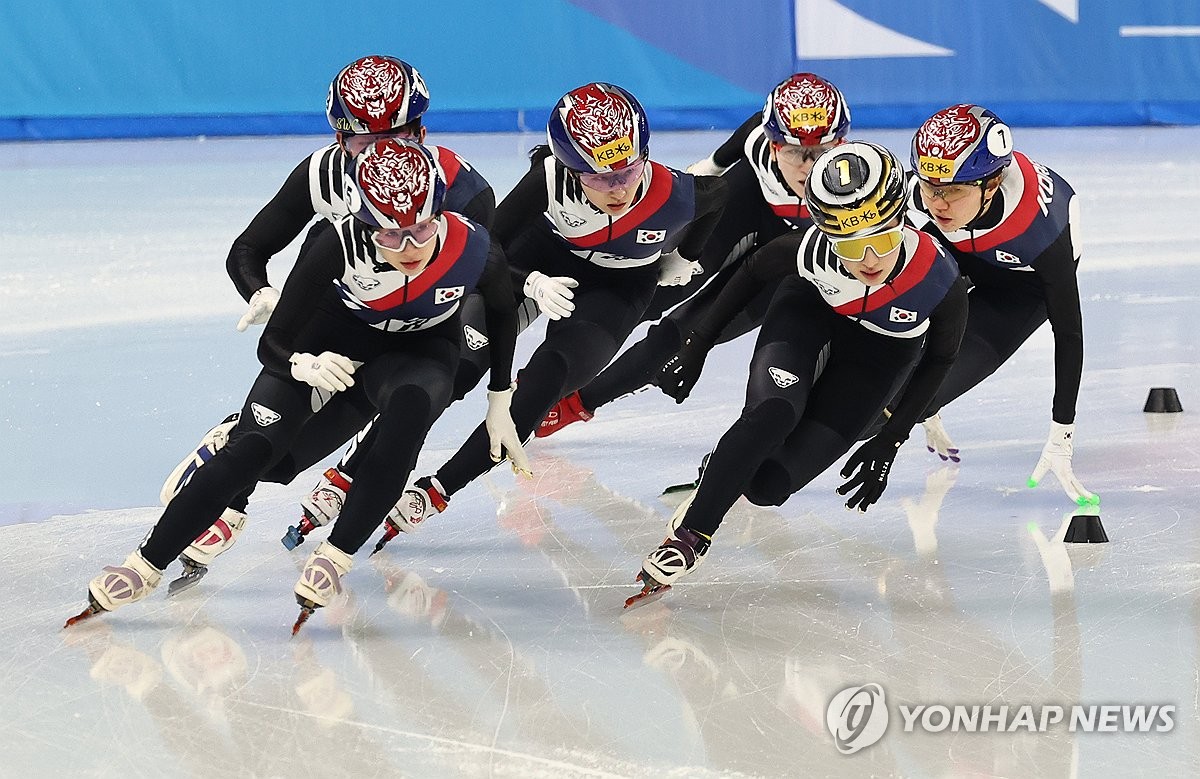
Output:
(372, 217), (440, 251)
(774, 141), (841, 165)
(342, 129), (417, 155)
(830, 227), (904, 261)
(577, 158), (647, 192)
(917, 178), (982, 204)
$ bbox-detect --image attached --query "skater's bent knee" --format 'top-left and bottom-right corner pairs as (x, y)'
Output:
(745, 459), (792, 507)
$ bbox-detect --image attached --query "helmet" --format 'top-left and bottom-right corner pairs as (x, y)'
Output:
(326, 55), (430, 135)
(762, 73), (850, 146)
(805, 141), (907, 238)
(911, 104), (1013, 185)
(345, 139), (446, 229)
(546, 82), (650, 173)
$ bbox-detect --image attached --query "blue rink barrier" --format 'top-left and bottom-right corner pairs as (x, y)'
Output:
(3, 1), (1198, 140)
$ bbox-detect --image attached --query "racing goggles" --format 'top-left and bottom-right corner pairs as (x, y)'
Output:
(917, 178), (984, 204)
(371, 217), (440, 251)
(774, 141), (841, 165)
(830, 226), (905, 261)
(577, 158), (647, 192)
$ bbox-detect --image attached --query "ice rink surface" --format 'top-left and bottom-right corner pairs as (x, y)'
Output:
(1, 127), (1198, 778)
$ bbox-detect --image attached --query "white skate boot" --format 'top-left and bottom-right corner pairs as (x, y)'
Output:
(292, 541), (354, 635)
(282, 467), (352, 550)
(625, 490), (710, 608)
(66, 550), (165, 626)
(370, 476), (448, 555)
(160, 413), (240, 506)
(168, 508), (248, 596)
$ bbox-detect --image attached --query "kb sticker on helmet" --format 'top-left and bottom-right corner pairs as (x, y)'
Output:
(918, 156), (955, 179)
(591, 137), (634, 167)
(839, 207), (881, 230)
(788, 106), (828, 128)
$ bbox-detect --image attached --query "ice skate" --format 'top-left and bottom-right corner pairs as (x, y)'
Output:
(168, 508), (247, 596)
(159, 413), (240, 506)
(535, 390), (593, 438)
(292, 541), (353, 635)
(282, 467), (352, 550)
(661, 451), (711, 496)
(371, 476), (448, 555)
(626, 491), (709, 609)
(66, 550), (164, 628)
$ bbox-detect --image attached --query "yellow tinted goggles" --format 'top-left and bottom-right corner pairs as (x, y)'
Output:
(830, 227), (904, 261)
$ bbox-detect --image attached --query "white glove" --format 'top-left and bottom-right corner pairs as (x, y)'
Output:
(685, 155), (726, 177)
(657, 250), (703, 287)
(921, 413), (960, 462)
(1028, 421), (1099, 506)
(289, 351), (357, 393)
(523, 271), (578, 320)
(485, 384), (533, 478)
(236, 286), (281, 332)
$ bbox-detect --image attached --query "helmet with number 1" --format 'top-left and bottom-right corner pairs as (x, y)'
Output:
(911, 104), (1013, 185)
(327, 56), (431, 135)
(546, 82), (650, 173)
(762, 73), (851, 146)
(345, 139), (446, 229)
(805, 141), (907, 239)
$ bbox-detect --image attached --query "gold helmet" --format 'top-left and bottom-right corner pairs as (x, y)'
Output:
(805, 141), (907, 239)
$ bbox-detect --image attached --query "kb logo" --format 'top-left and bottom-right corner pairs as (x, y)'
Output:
(826, 683), (889, 754)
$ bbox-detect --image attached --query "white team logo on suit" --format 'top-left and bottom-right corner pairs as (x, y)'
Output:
(636, 228), (666, 243)
(559, 210), (586, 227)
(353, 274), (381, 290)
(889, 307), (917, 323)
(250, 402), (281, 427)
(995, 250), (1022, 264)
(435, 286), (465, 304)
(769, 367), (800, 388)
(463, 324), (488, 350)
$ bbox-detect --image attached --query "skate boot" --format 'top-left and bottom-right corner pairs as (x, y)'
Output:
(160, 413), (240, 506)
(625, 491), (710, 609)
(371, 476), (448, 555)
(535, 391), (593, 438)
(66, 550), (164, 627)
(662, 451), (712, 495)
(292, 541), (354, 635)
(282, 467), (352, 550)
(167, 508), (247, 596)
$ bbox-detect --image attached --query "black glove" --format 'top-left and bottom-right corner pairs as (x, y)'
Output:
(655, 332), (713, 404)
(837, 433), (904, 512)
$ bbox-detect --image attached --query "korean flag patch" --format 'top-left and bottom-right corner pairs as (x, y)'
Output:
(637, 228), (666, 244)
(889, 307), (918, 323)
(435, 286), (465, 304)
(995, 250), (1022, 265)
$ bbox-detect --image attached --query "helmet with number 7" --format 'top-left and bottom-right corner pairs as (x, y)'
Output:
(344, 139), (446, 229)
(911, 104), (1013, 185)
(327, 56), (431, 135)
(762, 73), (851, 146)
(547, 82), (650, 173)
(805, 141), (907, 239)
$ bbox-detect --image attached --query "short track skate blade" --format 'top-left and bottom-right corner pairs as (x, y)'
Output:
(292, 605), (316, 636)
(167, 567), (208, 597)
(63, 604), (103, 629)
(624, 582), (671, 609)
(370, 529), (397, 556)
(281, 525), (304, 551)
(661, 480), (698, 496)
